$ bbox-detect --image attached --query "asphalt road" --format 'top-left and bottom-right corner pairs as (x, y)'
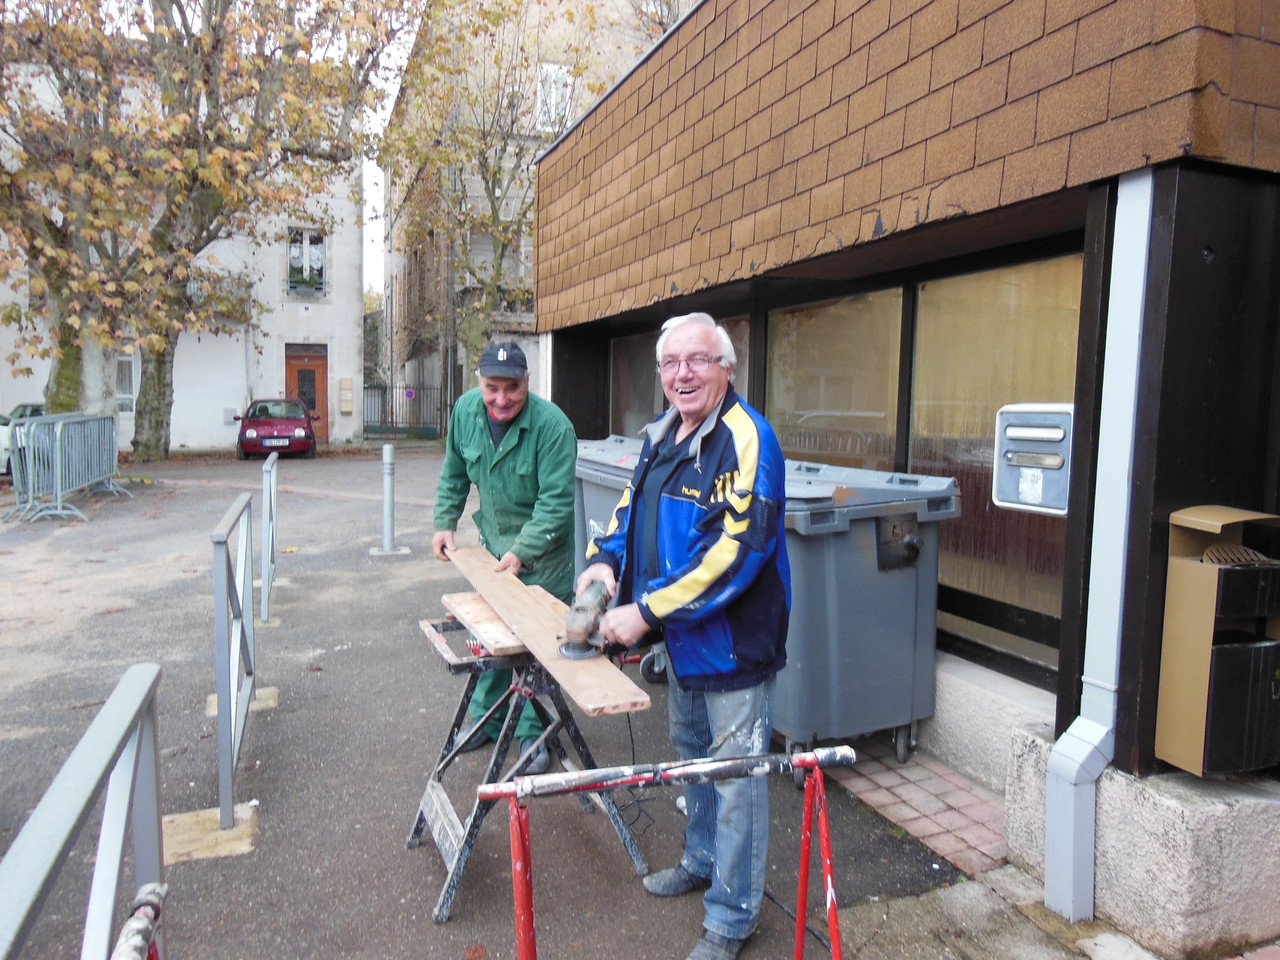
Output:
(0, 445), (960, 960)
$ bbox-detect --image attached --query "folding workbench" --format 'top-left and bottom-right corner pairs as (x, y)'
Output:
(407, 548), (651, 922)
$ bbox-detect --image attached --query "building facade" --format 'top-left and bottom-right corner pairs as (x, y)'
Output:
(0, 171), (366, 456)
(535, 1), (1280, 955)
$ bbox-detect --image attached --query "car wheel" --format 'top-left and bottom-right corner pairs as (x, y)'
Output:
(236, 445), (247, 460)
(303, 445), (317, 459)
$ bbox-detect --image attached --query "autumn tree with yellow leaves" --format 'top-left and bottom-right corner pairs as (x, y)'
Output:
(382, 0), (644, 379)
(0, 0), (419, 458)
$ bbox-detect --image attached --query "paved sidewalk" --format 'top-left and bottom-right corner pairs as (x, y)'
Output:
(0, 445), (1272, 960)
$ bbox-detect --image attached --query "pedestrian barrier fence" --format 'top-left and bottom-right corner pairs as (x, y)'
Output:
(212, 493), (256, 829)
(260, 453), (279, 622)
(477, 745), (857, 960)
(5, 413), (131, 522)
(0, 663), (168, 960)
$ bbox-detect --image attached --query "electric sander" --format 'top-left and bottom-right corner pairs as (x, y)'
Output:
(559, 580), (611, 660)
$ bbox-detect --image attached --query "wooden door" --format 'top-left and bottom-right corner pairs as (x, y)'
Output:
(285, 348), (328, 444)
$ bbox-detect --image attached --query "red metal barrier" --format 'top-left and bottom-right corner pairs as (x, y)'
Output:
(479, 746), (856, 960)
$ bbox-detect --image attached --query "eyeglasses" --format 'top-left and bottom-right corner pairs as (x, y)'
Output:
(657, 355), (723, 374)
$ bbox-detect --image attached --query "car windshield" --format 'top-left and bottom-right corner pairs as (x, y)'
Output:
(249, 401), (307, 419)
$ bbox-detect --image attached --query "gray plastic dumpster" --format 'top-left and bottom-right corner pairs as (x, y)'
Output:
(574, 435), (643, 574)
(776, 460), (961, 763)
(574, 435), (669, 683)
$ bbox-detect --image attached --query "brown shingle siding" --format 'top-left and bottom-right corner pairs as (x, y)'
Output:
(1000, 136), (1069, 201)
(802, 0), (838, 45)
(1007, 24), (1076, 101)
(828, 129), (869, 176)
(1037, 65), (1111, 142)
(905, 85), (954, 145)
(848, 75), (889, 128)
(814, 99), (851, 149)
(798, 57), (833, 118)
(1075, 0), (1155, 72)
(925, 118), (977, 179)
(891, 0), (936, 25)
(887, 51), (934, 112)
(852, 0), (893, 47)
(1234, 35), (1280, 108)
(976, 95), (1037, 162)
(832, 46), (871, 101)
(536, 0), (1280, 331)
(931, 22), (985, 89)
(869, 18), (913, 80)
(983, 0), (1046, 64)
(910, 0), (960, 59)
(865, 106), (908, 161)
(818, 15), (855, 75)
(958, 0), (1011, 30)
(1256, 103), (1280, 168)
(952, 58), (1010, 123)
(883, 140), (928, 194)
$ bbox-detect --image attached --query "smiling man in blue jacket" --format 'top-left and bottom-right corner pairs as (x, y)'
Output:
(576, 312), (790, 960)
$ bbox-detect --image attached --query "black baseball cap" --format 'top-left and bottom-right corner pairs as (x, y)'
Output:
(477, 341), (528, 378)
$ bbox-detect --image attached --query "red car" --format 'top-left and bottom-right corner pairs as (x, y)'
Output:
(235, 398), (319, 459)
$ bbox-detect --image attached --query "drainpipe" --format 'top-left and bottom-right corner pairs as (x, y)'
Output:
(1044, 168), (1154, 922)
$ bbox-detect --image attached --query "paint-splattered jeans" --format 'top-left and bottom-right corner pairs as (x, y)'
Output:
(667, 674), (775, 941)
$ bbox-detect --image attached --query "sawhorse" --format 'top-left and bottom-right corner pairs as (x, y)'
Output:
(408, 615), (649, 922)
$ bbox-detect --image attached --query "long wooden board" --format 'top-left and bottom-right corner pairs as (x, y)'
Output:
(444, 546), (650, 717)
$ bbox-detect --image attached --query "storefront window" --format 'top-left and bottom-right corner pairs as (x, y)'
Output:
(910, 254), (1082, 666)
(765, 291), (902, 470)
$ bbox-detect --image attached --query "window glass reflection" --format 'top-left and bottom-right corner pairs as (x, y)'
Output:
(911, 254), (1083, 665)
(766, 291), (902, 470)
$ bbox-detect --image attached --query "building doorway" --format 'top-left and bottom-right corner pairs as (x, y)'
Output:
(286, 344), (328, 444)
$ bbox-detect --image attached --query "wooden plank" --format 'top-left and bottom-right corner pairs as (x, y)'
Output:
(441, 593), (527, 656)
(439, 587), (569, 656)
(445, 546), (650, 717)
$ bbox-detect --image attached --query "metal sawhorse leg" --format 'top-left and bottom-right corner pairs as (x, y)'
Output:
(408, 617), (648, 922)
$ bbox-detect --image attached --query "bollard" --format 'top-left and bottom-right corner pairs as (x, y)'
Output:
(371, 443), (411, 556)
(382, 443), (396, 552)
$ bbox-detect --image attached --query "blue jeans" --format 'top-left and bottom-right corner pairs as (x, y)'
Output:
(667, 674), (775, 941)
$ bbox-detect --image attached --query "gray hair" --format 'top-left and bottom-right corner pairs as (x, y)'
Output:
(655, 312), (736, 369)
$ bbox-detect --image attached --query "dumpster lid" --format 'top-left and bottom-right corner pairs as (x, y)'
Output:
(577, 435), (643, 471)
(785, 460), (959, 508)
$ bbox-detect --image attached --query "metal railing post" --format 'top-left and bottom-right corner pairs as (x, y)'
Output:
(212, 493), (256, 829)
(0, 663), (168, 960)
(260, 453), (278, 622)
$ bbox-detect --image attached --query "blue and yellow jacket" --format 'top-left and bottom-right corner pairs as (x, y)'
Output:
(587, 385), (790, 691)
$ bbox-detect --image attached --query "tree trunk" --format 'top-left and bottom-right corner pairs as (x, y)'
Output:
(44, 321), (115, 416)
(132, 330), (178, 461)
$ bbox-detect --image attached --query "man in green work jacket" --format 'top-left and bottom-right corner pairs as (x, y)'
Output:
(431, 341), (577, 775)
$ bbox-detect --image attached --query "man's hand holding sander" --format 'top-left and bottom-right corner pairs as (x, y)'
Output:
(558, 565), (651, 659)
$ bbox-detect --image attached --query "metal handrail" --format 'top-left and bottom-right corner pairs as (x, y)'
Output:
(6, 413), (131, 522)
(0, 663), (167, 960)
(212, 493), (256, 829)
(260, 453), (279, 622)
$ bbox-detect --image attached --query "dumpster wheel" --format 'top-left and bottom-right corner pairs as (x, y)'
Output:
(894, 724), (912, 764)
(639, 647), (668, 685)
